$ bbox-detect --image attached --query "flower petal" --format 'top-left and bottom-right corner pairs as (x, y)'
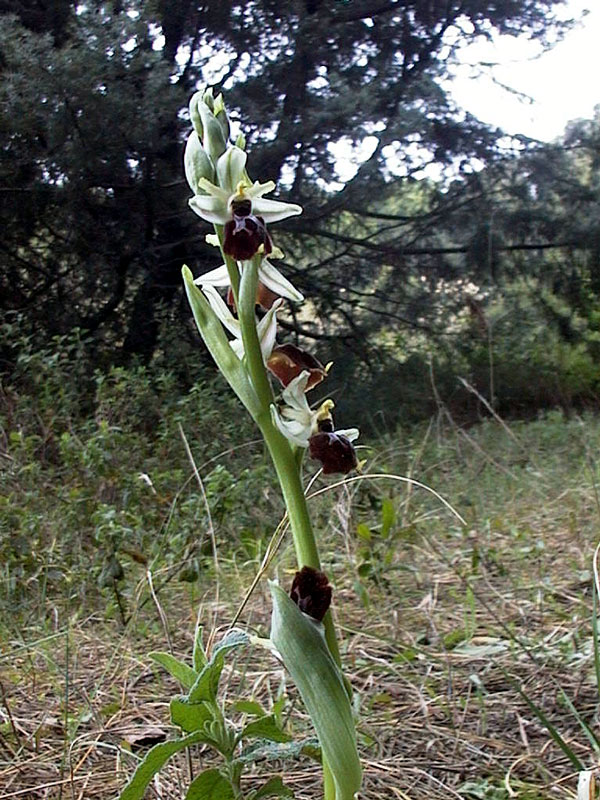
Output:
(252, 196), (303, 223)
(193, 265), (230, 287)
(271, 404), (313, 448)
(244, 180), (276, 198)
(189, 195), (229, 225)
(202, 284), (240, 337)
(260, 259), (304, 303)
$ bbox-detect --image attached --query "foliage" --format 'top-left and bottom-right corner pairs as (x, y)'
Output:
(0, 326), (271, 614)
(120, 627), (297, 800)
(0, 0), (576, 366)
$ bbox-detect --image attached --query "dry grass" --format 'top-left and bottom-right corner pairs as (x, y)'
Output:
(2, 412), (600, 799)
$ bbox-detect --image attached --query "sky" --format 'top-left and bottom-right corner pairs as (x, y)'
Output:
(328, 0), (599, 183)
(447, 0), (600, 141)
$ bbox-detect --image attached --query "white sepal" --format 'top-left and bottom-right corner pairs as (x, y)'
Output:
(260, 258), (304, 303)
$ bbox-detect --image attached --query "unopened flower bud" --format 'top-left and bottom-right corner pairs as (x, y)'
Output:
(198, 105), (227, 163)
(202, 86), (215, 111)
(184, 131), (214, 194)
(213, 93), (230, 142)
(189, 92), (203, 137)
(235, 132), (246, 150)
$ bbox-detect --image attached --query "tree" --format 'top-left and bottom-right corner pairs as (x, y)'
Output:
(0, 0), (575, 366)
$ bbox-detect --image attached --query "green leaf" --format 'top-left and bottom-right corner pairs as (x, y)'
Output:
(269, 582), (362, 800)
(117, 731), (206, 800)
(188, 629), (250, 703)
(237, 738), (317, 765)
(170, 696), (213, 733)
(241, 714), (291, 744)
(356, 523), (372, 543)
(380, 498), (395, 538)
(182, 267), (261, 420)
(249, 775), (294, 799)
(148, 652), (197, 690)
(185, 768), (234, 800)
(232, 699), (266, 716)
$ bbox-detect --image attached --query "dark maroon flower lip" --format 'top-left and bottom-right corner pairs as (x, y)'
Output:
(309, 431), (358, 475)
(290, 565), (332, 622)
(267, 343), (328, 390)
(223, 210), (273, 261)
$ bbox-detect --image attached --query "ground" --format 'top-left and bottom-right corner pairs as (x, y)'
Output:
(2, 411), (600, 799)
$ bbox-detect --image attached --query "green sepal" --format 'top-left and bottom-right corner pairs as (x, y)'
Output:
(184, 131), (215, 194)
(189, 91), (203, 137)
(182, 266), (261, 421)
(198, 100), (227, 163)
(269, 583), (362, 800)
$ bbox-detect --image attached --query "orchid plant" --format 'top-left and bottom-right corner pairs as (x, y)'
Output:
(118, 88), (362, 800)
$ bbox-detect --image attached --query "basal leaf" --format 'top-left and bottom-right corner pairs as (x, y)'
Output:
(170, 695), (213, 733)
(149, 651), (197, 690)
(185, 768), (235, 800)
(232, 699), (266, 716)
(237, 738), (317, 765)
(240, 714), (291, 744)
(249, 775), (294, 799)
(118, 731), (205, 800)
(188, 629), (250, 703)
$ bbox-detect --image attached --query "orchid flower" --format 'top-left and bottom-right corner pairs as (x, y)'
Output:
(308, 427), (360, 474)
(270, 372), (335, 448)
(189, 148), (302, 228)
(188, 147), (302, 261)
(194, 245), (304, 306)
(267, 343), (327, 389)
(202, 284), (281, 362)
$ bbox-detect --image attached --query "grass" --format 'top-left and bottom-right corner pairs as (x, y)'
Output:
(2, 404), (600, 798)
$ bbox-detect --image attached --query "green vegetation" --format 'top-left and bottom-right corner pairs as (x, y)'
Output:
(3, 2), (600, 796)
(2, 339), (600, 797)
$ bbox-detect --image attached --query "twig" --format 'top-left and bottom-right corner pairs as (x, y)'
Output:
(146, 569), (172, 654)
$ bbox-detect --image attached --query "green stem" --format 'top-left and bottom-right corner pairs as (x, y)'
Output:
(237, 254), (343, 799)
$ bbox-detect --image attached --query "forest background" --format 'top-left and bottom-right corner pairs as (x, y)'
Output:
(3, 1), (600, 798)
